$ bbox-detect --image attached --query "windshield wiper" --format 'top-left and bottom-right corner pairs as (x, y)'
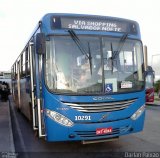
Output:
(68, 30), (92, 75)
(112, 33), (128, 59)
(87, 42), (92, 75)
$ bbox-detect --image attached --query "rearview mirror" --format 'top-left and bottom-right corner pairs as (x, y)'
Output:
(36, 33), (46, 55)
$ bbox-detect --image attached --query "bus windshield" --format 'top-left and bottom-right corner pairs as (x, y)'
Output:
(45, 35), (144, 94)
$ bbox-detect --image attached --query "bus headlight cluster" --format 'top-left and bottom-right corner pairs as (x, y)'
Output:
(131, 104), (145, 120)
(46, 109), (74, 127)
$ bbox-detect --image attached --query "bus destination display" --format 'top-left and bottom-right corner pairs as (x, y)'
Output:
(52, 17), (130, 33)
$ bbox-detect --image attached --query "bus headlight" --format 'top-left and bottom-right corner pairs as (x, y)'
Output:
(46, 109), (74, 127)
(131, 104), (145, 120)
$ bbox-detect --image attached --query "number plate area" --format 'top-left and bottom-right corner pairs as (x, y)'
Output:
(96, 127), (113, 135)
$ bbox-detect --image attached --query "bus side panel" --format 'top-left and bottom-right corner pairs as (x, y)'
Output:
(12, 79), (19, 106)
(19, 77), (32, 120)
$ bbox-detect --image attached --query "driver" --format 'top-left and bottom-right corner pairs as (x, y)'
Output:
(98, 57), (117, 76)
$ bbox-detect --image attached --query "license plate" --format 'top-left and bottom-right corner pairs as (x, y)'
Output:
(96, 127), (113, 135)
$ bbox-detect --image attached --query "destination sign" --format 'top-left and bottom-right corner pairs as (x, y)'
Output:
(51, 16), (136, 33)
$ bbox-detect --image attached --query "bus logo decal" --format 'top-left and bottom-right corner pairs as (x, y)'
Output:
(99, 113), (110, 122)
(93, 96), (114, 101)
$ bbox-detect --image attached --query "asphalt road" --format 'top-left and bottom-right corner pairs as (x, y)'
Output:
(10, 101), (160, 158)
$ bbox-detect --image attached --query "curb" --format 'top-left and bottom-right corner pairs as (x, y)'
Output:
(146, 103), (160, 106)
(8, 98), (16, 152)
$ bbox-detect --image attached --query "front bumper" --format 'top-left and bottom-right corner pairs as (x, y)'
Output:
(45, 112), (145, 142)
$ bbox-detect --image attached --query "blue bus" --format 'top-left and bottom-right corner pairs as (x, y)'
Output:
(11, 13), (145, 144)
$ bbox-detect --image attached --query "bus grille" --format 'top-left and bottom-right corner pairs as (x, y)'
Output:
(75, 126), (131, 138)
(63, 99), (137, 113)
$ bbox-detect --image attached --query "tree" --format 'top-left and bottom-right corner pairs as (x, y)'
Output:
(154, 79), (160, 94)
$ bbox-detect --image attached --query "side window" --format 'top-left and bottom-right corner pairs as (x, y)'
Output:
(26, 47), (30, 76)
(21, 52), (26, 78)
(15, 63), (18, 79)
(20, 54), (23, 77)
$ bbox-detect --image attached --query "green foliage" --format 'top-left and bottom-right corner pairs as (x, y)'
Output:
(154, 80), (160, 93)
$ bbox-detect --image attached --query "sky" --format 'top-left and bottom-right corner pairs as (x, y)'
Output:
(0, 0), (160, 73)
